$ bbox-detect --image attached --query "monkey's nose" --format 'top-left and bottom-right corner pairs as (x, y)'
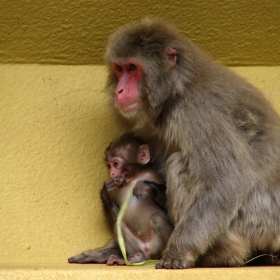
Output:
(116, 88), (123, 94)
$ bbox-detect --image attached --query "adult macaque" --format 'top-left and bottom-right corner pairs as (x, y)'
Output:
(105, 18), (280, 269)
(68, 133), (172, 265)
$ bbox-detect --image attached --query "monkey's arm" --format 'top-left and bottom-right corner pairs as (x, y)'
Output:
(68, 238), (122, 264)
(101, 182), (120, 223)
(156, 108), (256, 268)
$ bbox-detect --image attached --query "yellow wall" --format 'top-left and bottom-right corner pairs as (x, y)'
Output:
(0, 1), (280, 65)
(0, 64), (130, 264)
(0, 1), (280, 278)
(0, 65), (280, 266)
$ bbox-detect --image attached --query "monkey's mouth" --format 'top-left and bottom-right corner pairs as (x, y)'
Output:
(119, 102), (139, 113)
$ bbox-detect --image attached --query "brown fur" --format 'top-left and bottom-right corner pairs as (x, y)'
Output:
(68, 133), (172, 265)
(105, 18), (280, 268)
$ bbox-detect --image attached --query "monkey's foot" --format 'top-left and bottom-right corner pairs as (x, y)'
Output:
(155, 258), (192, 269)
(128, 252), (147, 263)
(68, 254), (98, 264)
(133, 181), (149, 199)
(106, 255), (125, 265)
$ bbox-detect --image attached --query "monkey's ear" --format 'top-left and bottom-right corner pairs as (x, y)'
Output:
(166, 47), (177, 67)
(138, 145), (150, 165)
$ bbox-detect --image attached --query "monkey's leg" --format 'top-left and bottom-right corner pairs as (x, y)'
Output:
(196, 229), (249, 267)
(198, 185), (280, 267)
(156, 152), (251, 269)
(201, 230), (280, 267)
(68, 238), (122, 264)
(153, 152), (191, 269)
(101, 183), (120, 222)
(119, 222), (148, 263)
(147, 212), (173, 259)
(155, 152), (196, 269)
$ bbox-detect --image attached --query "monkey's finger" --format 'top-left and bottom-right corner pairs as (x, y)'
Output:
(155, 259), (166, 269)
(155, 258), (190, 269)
(170, 259), (189, 269)
(108, 186), (118, 192)
(113, 176), (121, 181)
(119, 177), (125, 185)
(105, 180), (116, 190)
(162, 258), (172, 269)
(132, 187), (141, 198)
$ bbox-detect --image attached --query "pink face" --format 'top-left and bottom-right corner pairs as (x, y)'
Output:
(112, 61), (143, 114)
(106, 157), (124, 178)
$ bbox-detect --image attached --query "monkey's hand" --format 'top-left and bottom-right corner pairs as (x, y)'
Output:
(133, 181), (150, 199)
(105, 177), (125, 195)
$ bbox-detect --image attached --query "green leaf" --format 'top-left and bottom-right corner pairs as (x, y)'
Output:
(116, 180), (158, 266)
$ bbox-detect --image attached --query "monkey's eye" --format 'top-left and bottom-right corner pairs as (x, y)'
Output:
(113, 161), (119, 167)
(129, 64), (137, 71)
(115, 65), (123, 72)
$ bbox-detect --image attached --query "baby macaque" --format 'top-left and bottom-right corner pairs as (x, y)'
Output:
(68, 133), (172, 265)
